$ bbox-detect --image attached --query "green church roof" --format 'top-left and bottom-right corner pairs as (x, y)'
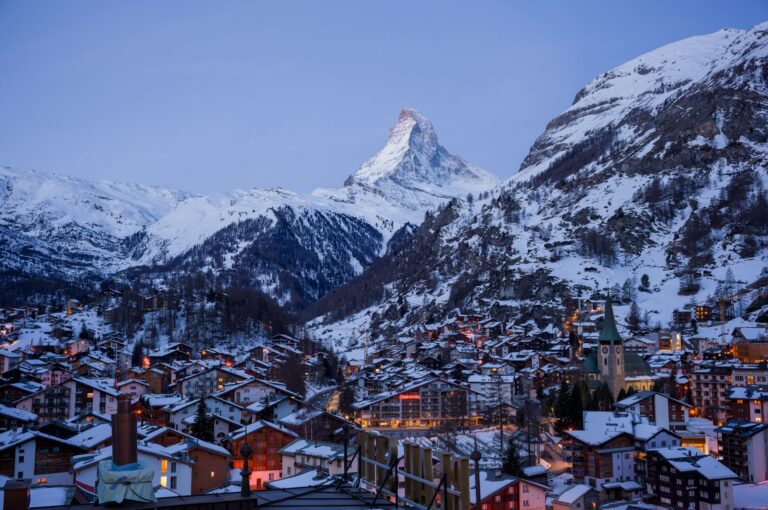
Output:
(598, 297), (622, 343)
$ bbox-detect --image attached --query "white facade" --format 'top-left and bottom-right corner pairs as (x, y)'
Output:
(745, 429), (768, 483)
(74, 450), (193, 496)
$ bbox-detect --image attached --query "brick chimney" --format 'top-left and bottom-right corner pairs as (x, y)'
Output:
(111, 393), (137, 466)
(3, 479), (31, 510)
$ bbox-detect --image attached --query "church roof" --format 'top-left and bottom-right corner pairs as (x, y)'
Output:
(598, 298), (622, 343)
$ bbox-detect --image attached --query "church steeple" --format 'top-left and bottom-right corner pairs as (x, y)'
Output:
(597, 294), (625, 399)
(598, 296), (622, 344)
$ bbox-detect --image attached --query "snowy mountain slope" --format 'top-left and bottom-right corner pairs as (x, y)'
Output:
(516, 22), (768, 182)
(0, 109), (497, 306)
(305, 21), (768, 352)
(0, 166), (192, 282)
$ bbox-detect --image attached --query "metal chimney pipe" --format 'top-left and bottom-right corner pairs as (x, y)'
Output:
(112, 393), (137, 466)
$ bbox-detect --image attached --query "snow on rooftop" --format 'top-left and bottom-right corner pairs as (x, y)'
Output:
(69, 423), (112, 449)
(0, 403), (37, 422)
(29, 486), (73, 508)
(556, 484), (593, 504)
(733, 481), (768, 510)
(266, 469), (335, 489)
(280, 439), (345, 460)
(468, 470), (519, 504)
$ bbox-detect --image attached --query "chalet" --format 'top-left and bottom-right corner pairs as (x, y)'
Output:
(696, 305), (714, 322)
(227, 420), (299, 489)
(174, 366), (248, 397)
(646, 447), (737, 510)
(277, 408), (353, 443)
(622, 335), (657, 356)
(613, 391), (691, 431)
(0, 428), (85, 485)
(0, 349), (22, 374)
(63, 377), (121, 416)
(200, 347), (235, 366)
(116, 378), (150, 401)
(147, 342), (193, 365)
(0, 402), (37, 430)
(216, 377), (300, 409)
(726, 385), (768, 423)
(468, 470), (548, 510)
(141, 291), (167, 312)
(246, 394), (301, 423)
(72, 437), (230, 496)
(279, 438), (356, 478)
(140, 393), (186, 426)
(166, 395), (245, 439)
(552, 484), (599, 510)
(672, 309), (693, 328)
(138, 423), (191, 447)
(13, 383), (71, 424)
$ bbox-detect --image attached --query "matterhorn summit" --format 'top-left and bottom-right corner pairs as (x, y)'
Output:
(314, 108), (497, 222)
(348, 107), (496, 191)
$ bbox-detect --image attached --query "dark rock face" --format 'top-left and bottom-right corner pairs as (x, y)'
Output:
(145, 207), (383, 308)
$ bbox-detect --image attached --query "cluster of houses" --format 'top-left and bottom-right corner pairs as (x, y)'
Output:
(0, 291), (767, 510)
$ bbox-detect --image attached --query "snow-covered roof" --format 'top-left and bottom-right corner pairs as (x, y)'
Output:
(29, 486), (74, 508)
(68, 423), (113, 449)
(733, 481), (768, 510)
(280, 439), (345, 460)
(266, 469), (334, 489)
(142, 393), (184, 408)
(555, 484), (593, 504)
(229, 419), (298, 441)
(668, 455), (737, 480)
(0, 403), (37, 422)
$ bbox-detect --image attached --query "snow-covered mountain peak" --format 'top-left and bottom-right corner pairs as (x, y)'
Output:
(347, 108), (496, 191)
(349, 107), (438, 185)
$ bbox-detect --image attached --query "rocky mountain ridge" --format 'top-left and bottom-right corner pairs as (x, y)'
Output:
(0, 109), (497, 306)
(305, 21), (768, 353)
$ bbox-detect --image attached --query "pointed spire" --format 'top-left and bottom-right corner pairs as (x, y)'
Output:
(598, 295), (622, 343)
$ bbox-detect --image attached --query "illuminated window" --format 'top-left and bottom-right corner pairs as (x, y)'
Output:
(36, 478), (48, 484)
(161, 460), (168, 473)
(160, 476), (167, 487)
(86, 392), (94, 399)
(211, 471), (215, 478)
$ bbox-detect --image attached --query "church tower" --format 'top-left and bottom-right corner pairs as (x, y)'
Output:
(598, 296), (625, 399)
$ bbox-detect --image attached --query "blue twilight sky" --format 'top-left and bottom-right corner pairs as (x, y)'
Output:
(1, 1), (766, 194)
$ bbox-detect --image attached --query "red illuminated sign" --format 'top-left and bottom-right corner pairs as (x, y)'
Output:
(399, 394), (421, 400)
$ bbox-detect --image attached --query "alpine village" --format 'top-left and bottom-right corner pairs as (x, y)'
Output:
(1, 10), (768, 510)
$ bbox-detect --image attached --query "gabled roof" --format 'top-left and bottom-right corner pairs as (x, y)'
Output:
(229, 419), (299, 441)
(614, 391), (692, 409)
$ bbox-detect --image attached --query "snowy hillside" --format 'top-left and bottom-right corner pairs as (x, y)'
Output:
(305, 21), (768, 352)
(0, 166), (191, 282)
(0, 109), (497, 306)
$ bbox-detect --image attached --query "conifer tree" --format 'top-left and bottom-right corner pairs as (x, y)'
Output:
(554, 381), (571, 431)
(131, 341), (144, 368)
(190, 399), (214, 442)
(501, 440), (523, 476)
(570, 383), (584, 428)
